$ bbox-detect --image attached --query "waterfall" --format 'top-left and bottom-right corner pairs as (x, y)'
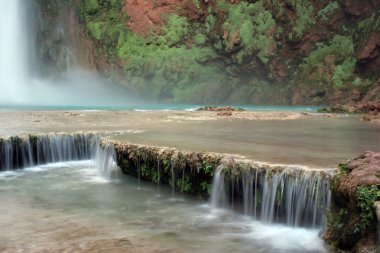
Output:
(93, 142), (122, 180)
(0, 0), (35, 104)
(210, 166), (227, 208)
(0, 134), (98, 171)
(0, 133), (122, 180)
(210, 165), (332, 229)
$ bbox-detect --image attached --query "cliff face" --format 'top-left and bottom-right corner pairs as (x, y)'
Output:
(38, 0), (380, 105)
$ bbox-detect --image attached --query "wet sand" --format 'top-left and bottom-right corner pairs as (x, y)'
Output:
(0, 110), (379, 168)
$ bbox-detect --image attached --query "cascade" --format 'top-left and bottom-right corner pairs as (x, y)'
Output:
(210, 165), (332, 229)
(93, 142), (122, 180)
(0, 133), (122, 180)
(0, 134), (98, 171)
(0, 0), (34, 104)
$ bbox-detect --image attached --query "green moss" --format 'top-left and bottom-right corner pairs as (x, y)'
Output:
(160, 14), (189, 46)
(300, 35), (356, 88)
(357, 11), (380, 34)
(317, 2), (339, 22)
(332, 59), (356, 88)
(356, 185), (380, 230)
(84, 0), (99, 14)
(288, 0), (315, 41)
(194, 33), (207, 46)
(217, 0), (278, 64)
(338, 163), (350, 174)
(87, 21), (105, 40)
(193, 0), (200, 9)
(205, 14), (216, 34)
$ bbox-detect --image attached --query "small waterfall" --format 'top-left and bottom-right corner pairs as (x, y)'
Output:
(210, 165), (332, 229)
(157, 159), (161, 193)
(210, 166), (227, 208)
(171, 161), (176, 197)
(0, 133), (98, 171)
(93, 142), (121, 180)
(0, 133), (122, 181)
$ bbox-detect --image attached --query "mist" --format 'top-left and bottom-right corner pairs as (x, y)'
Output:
(0, 0), (138, 107)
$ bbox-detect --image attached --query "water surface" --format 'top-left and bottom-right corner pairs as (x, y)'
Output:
(0, 161), (327, 252)
(116, 116), (380, 168)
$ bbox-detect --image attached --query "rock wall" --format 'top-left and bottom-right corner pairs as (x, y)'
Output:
(36, 0), (99, 77)
(68, 0), (380, 105)
(35, 0), (380, 105)
(324, 151), (380, 252)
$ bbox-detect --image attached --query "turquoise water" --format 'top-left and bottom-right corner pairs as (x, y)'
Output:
(0, 104), (322, 111)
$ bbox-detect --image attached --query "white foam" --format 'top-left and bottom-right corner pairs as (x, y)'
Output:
(245, 222), (326, 252)
(0, 170), (19, 178)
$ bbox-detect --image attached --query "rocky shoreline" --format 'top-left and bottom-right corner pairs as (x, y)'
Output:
(319, 100), (380, 123)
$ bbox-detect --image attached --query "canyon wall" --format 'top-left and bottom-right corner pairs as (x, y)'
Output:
(37, 0), (380, 105)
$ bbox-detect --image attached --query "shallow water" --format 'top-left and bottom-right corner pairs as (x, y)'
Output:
(0, 104), (321, 112)
(0, 161), (327, 252)
(120, 116), (380, 168)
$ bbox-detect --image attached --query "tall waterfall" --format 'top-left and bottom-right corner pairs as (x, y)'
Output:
(210, 165), (332, 229)
(0, 0), (34, 104)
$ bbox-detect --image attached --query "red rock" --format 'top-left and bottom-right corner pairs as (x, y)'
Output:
(124, 0), (199, 36)
(362, 79), (380, 102)
(343, 0), (374, 17)
(357, 32), (380, 61)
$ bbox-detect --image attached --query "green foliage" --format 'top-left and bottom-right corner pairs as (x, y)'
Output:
(301, 35), (356, 88)
(201, 181), (212, 195)
(205, 15), (216, 34)
(357, 11), (380, 34)
(356, 185), (380, 230)
(217, 1), (278, 64)
(202, 161), (214, 176)
(332, 59), (356, 88)
(289, 0), (314, 41)
(87, 21), (105, 40)
(193, 0), (200, 9)
(330, 208), (348, 231)
(84, 0), (99, 14)
(338, 163), (350, 174)
(194, 33), (207, 46)
(177, 176), (192, 193)
(159, 14), (189, 46)
(317, 2), (339, 22)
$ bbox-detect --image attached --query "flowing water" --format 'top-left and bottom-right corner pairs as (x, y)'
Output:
(0, 161), (327, 252)
(210, 166), (332, 229)
(0, 0), (33, 104)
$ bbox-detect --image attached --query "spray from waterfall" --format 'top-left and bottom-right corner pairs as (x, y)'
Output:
(0, 0), (138, 107)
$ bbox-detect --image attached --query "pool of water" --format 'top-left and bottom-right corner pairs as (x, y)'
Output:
(114, 116), (380, 168)
(0, 161), (327, 252)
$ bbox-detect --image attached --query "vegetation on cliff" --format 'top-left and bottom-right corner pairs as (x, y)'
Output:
(37, 0), (380, 104)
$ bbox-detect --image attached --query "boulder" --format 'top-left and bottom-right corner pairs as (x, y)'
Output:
(325, 152), (380, 251)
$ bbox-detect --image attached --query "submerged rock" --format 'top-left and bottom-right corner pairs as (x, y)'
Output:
(196, 106), (245, 112)
(324, 151), (380, 251)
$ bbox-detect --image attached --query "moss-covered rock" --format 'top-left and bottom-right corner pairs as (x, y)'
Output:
(324, 151), (380, 251)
